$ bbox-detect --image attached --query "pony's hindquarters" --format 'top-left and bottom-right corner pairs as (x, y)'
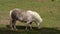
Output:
(9, 9), (20, 30)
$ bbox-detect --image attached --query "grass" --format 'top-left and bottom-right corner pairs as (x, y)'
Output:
(0, 0), (60, 34)
(0, 26), (60, 34)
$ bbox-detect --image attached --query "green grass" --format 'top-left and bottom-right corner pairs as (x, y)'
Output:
(0, 26), (60, 34)
(0, 0), (60, 34)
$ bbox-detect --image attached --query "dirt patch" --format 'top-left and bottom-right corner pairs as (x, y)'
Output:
(0, 20), (9, 25)
(30, 0), (50, 2)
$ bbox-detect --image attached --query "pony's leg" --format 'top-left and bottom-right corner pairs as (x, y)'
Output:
(37, 23), (40, 29)
(35, 21), (41, 29)
(9, 19), (13, 30)
(12, 20), (17, 30)
(25, 21), (31, 30)
(29, 22), (32, 30)
(10, 19), (16, 30)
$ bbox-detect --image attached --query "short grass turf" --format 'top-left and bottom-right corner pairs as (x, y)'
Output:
(0, 0), (60, 34)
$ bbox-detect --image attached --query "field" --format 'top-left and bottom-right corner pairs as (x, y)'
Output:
(0, 0), (60, 34)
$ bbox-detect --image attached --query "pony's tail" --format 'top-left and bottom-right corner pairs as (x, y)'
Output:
(10, 10), (13, 16)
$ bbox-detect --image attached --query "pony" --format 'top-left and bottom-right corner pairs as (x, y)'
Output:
(9, 8), (43, 30)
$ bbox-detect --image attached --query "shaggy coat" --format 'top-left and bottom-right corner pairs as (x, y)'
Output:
(9, 8), (43, 30)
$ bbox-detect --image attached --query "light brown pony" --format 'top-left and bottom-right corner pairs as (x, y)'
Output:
(9, 8), (43, 30)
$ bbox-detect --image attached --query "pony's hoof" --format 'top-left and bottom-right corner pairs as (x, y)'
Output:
(25, 27), (28, 30)
(9, 28), (14, 30)
(25, 28), (27, 30)
(30, 28), (32, 30)
(38, 27), (42, 29)
(25, 29), (29, 31)
(13, 28), (18, 31)
(38, 27), (40, 29)
(15, 29), (18, 31)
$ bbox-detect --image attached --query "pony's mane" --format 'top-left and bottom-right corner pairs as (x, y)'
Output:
(27, 10), (43, 22)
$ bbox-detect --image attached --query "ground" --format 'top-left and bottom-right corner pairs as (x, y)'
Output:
(0, 0), (60, 34)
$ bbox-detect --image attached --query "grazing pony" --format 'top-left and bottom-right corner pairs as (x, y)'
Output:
(9, 8), (43, 30)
